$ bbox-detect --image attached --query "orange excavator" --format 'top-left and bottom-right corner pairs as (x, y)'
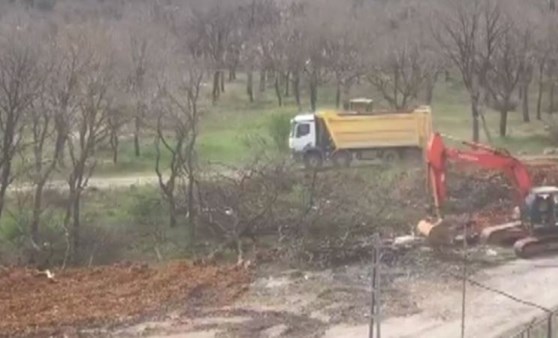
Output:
(417, 132), (558, 258)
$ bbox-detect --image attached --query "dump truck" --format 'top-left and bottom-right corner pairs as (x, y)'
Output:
(288, 101), (433, 168)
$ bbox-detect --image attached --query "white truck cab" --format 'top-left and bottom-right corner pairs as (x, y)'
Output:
(289, 113), (316, 155)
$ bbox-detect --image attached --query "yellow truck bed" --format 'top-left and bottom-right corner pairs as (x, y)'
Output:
(317, 106), (433, 151)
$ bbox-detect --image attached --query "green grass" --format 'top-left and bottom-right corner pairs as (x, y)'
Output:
(430, 81), (552, 153)
(89, 74), (556, 176)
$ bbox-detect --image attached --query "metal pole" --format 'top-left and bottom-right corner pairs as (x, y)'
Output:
(375, 234), (381, 338)
(547, 314), (552, 338)
(369, 237), (377, 338)
(461, 222), (468, 338)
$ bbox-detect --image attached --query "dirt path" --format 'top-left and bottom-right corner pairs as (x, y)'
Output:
(8, 168), (241, 193)
(326, 256), (558, 338)
(108, 254), (558, 338)
(8, 174), (159, 193)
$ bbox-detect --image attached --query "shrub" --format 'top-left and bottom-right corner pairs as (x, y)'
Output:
(267, 112), (292, 152)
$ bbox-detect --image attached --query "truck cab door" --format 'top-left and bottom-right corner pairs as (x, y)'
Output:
(289, 122), (315, 153)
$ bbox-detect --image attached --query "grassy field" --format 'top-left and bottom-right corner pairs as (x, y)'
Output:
(91, 74), (556, 176)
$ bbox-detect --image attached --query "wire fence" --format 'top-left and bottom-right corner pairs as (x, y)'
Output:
(509, 312), (558, 338)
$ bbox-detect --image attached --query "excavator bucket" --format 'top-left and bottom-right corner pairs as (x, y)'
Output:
(417, 219), (454, 245)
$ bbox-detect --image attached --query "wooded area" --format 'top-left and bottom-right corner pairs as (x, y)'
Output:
(0, 0), (558, 267)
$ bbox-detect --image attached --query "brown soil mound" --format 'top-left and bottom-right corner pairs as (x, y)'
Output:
(0, 261), (250, 337)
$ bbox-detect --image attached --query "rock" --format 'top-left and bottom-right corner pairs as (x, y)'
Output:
(393, 235), (420, 247)
(263, 324), (289, 338)
(543, 148), (557, 155)
(486, 249), (498, 257)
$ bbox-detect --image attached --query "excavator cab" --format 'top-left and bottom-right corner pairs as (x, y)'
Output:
(524, 187), (558, 233)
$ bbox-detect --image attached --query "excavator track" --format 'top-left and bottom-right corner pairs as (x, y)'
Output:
(479, 221), (526, 245)
(514, 235), (558, 258)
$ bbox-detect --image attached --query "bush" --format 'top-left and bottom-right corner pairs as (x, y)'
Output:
(267, 112), (292, 152)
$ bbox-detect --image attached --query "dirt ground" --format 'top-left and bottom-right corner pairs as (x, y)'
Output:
(4, 158), (558, 338)
(96, 249), (558, 338)
(102, 246), (503, 338)
(0, 262), (250, 338)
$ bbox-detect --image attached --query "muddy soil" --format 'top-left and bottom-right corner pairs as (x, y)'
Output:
(0, 262), (249, 337)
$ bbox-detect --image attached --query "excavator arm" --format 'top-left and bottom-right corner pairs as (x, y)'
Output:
(427, 132), (532, 215)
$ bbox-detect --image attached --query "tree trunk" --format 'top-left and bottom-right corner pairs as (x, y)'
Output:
(445, 70), (450, 82)
(0, 157), (12, 221)
(293, 71), (301, 108)
(522, 80), (530, 123)
(425, 72), (438, 105)
(110, 132), (119, 164)
(310, 74), (318, 112)
(471, 94), (480, 142)
(187, 170), (196, 242)
(71, 191), (81, 263)
(284, 72), (290, 97)
(551, 0), (556, 11)
(134, 115), (141, 157)
(499, 109), (508, 137)
(30, 181), (45, 247)
(220, 71), (225, 93)
(335, 81), (341, 108)
(247, 71), (254, 102)
(274, 74), (282, 107)
(169, 198), (177, 228)
(229, 69), (235, 81)
(549, 81), (555, 115)
(259, 69), (266, 92)
(212, 71), (220, 103)
(393, 66), (400, 109)
(537, 61), (545, 120)
(59, 147), (65, 168)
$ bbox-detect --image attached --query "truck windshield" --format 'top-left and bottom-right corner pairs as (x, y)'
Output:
(296, 123), (310, 137)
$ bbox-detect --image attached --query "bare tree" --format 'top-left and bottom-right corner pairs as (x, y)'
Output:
(283, 5), (307, 109)
(326, 16), (363, 108)
(483, 24), (528, 137)
(519, 63), (533, 123)
(187, 0), (240, 104)
(153, 53), (204, 231)
(251, 1), (282, 105)
(126, 23), (150, 158)
(434, 0), (485, 142)
(59, 29), (115, 265)
(361, 4), (428, 109)
(26, 56), (62, 251)
(0, 28), (42, 220)
(237, 0), (277, 103)
(367, 43), (431, 110)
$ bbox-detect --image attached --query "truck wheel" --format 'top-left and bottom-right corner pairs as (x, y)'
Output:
(382, 150), (400, 163)
(404, 148), (423, 164)
(332, 150), (352, 167)
(303, 151), (323, 169)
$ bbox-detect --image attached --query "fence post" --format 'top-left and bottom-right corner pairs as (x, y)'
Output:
(547, 314), (552, 338)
